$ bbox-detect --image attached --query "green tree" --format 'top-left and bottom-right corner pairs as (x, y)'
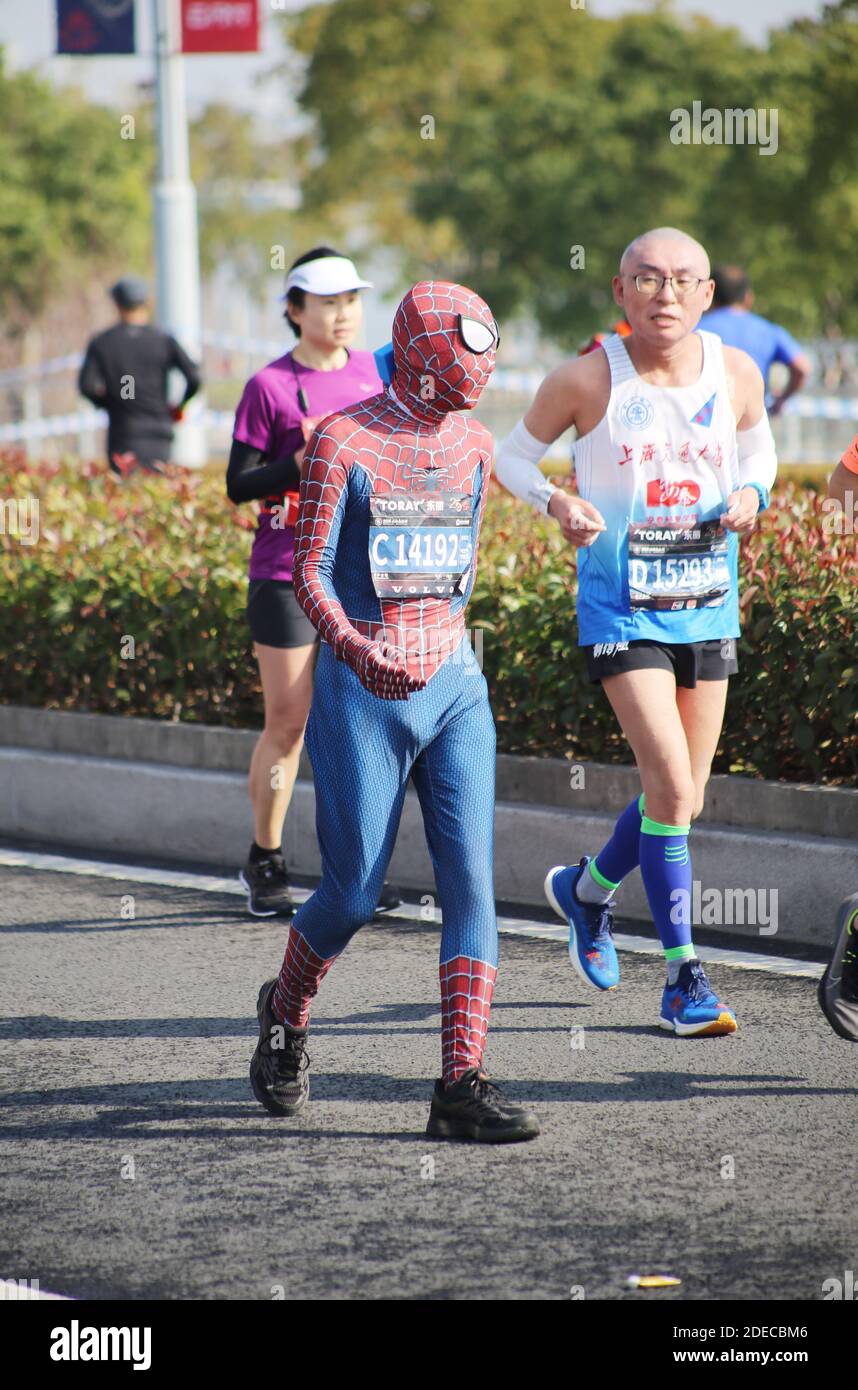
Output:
(282, 0), (858, 342)
(0, 51), (151, 327)
(745, 1), (858, 335)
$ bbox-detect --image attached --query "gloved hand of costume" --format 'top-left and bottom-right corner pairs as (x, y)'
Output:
(339, 635), (427, 701)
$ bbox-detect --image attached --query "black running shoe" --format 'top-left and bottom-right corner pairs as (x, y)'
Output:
(249, 979), (310, 1115)
(375, 882), (402, 914)
(818, 893), (858, 1042)
(239, 852), (296, 918)
(426, 1067), (540, 1143)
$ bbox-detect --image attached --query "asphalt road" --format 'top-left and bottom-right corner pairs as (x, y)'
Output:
(1, 862), (856, 1302)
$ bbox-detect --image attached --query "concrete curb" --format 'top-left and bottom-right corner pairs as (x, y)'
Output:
(1, 704), (856, 836)
(2, 740), (856, 949)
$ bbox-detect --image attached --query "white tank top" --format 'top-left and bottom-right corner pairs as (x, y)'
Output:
(572, 329), (741, 646)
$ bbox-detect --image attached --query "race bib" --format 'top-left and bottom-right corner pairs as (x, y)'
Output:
(369, 492), (474, 598)
(627, 519), (730, 611)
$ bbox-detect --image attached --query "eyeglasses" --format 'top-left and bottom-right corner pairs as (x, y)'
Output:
(626, 273), (707, 298)
(459, 314), (500, 353)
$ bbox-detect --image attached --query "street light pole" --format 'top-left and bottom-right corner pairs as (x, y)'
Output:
(152, 0), (206, 466)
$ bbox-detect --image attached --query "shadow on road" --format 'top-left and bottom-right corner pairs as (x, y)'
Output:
(2, 1070), (856, 1138)
(0, 908), (251, 935)
(0, 1008), (581, 1040)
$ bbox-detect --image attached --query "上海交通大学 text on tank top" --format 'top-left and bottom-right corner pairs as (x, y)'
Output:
(573, 329), (741, 647)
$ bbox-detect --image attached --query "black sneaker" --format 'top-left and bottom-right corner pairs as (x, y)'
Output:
(818, 893), (858, 1042)
(426, 1067), (540, 1143)
(375, 882), (402, 914)
(239, 852), (296, 918)
(249, 979), (310, 1115)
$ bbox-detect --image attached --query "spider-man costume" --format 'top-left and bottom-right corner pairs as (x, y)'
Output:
(269, 281), (500, 1083)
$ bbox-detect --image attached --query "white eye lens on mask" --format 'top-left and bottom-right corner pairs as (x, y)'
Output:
(458, 315), (499, 353)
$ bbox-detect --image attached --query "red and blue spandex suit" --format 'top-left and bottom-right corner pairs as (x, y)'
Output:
(270, 281), (501, 1083)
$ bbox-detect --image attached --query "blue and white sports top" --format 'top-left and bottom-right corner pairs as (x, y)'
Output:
(573, 330), (741, 647)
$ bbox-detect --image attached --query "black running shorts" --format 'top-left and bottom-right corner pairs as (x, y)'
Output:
(246, 579), (318, 650)
(584, 638), (738, 688)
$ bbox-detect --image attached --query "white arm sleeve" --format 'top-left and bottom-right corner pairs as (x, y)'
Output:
(494, 418), (558, 514)
(736, 412), (778, 493)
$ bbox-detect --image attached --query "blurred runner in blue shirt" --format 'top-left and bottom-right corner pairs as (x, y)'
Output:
(701, 265), (811, 416)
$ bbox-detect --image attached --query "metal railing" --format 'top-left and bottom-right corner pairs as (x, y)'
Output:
(1, 335), (855, 465)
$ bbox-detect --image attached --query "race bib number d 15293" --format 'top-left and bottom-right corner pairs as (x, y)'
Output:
(369, 492), (473, 598)
(627, 519), (730, 611)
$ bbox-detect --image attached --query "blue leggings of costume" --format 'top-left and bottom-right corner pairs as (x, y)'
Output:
(294, 636), (499, 969)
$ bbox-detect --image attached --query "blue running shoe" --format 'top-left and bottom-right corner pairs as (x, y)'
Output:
(544, 858), (620, 991)
(659, 960), (737, 1037)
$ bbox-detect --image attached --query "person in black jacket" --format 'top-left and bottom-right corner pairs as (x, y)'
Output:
(78, 277), (201, 475)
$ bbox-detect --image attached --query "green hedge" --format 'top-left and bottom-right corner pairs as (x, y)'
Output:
(1, 452), (856, 784)
(0, 455), (258, 727)
(469, 488), (858, 784)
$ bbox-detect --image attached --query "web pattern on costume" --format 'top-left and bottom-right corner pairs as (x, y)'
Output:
(272, 926), (339, 1030)
(294, 281), (497, 686)
(390, 281), (496, 416)
(440, 956), (497, 1082)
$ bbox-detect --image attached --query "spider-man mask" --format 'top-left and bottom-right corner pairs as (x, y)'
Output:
(390, 281), (499, 420)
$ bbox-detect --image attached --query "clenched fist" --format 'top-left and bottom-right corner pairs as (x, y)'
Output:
(548, 490), (607, 547)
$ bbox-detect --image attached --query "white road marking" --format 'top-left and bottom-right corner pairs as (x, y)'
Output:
(0, 846), (824, 979)
(493, 915), (823, 977)
(0, 849), (250, 898)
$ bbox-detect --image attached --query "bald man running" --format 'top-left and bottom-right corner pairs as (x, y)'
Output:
(496, 228), (777, 1035)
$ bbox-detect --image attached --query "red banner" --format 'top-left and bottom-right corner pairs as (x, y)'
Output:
(180, 0), (259, 53)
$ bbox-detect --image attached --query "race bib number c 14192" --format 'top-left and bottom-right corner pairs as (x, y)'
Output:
(627, 519), (731, 611)
(369, 492), (474, 598)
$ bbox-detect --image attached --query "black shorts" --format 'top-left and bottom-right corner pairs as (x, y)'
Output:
(584, 638), (738, 688)
(246, 579), (318, 649)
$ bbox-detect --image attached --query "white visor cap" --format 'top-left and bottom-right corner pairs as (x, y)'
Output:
(283, 256), (374, 297)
